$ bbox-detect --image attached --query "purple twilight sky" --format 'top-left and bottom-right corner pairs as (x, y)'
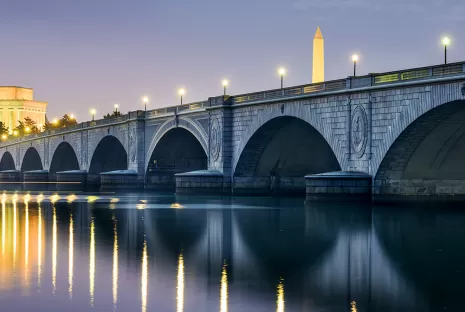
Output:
(0, 0), (463, 121)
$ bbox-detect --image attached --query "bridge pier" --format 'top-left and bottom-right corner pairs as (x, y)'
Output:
(56, 170), (87, 191)
(23, 170), (49, 191)
(175, 170), (225, 194)
(100, 170), (143, 190)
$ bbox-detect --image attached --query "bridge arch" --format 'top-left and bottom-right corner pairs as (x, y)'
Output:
(88, 135), (128, 183)
(233, 114), (341, 194)
(49, 142), (80, 176)
(0, 151), (15, 171)
(21, 147), (43, 172)
(374, 94), (465, 196)
(145, 118), (208, 189)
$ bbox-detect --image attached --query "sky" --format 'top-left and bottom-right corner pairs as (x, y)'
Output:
(0, 0), (463, 120)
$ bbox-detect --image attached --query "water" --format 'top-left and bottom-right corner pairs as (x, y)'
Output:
(0, 192), (464, 311)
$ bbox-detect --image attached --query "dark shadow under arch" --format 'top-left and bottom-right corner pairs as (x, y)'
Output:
(88, 136), (128, 184)
(0, 152), (15, 171)
(21, 147), (43, 172)
(49, 142), (80, 180)
(146, 128), (208, 190)
(234, 116), (341, 195)
(374, 99), (465, 198)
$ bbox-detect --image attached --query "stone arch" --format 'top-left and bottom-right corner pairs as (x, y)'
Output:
(232, 105), (345, 176)
(374, 97), (465, 197)
(233, 115), (341, 194)
(21, 147), (43, 172)
(145, 117), (208, 173)
(49, 141), (80, 176)
(145, 118), (208, 189)
(48, 134), (81, 170)
(0, 151), (15, 171)
(88, 135), (128, 184)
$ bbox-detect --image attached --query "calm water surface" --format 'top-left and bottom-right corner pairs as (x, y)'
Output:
(0, 192), (464, 311)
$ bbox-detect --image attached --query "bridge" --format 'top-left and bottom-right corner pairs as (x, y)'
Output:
(1, 61), (465, 200)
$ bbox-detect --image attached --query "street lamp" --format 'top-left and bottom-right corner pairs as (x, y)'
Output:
(25, 127), (31, 133)
(443, 37), (450, 64)
(178, 88), (185, 105)
(90, 109), (96, 121)
(142, 96), (149, 111)
(222, 79), (229, 96)
(69, 114), (75, 120)
(114, 104), (119, 114)
(278, 67), (286, 89)
(1, 134), (6, 141)
(13, 130), (18, 136)
(52, 118), (58, 126)
(352, 54), (359, 76)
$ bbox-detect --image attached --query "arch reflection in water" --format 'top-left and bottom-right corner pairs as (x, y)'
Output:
(69, 213), (74, 299)
(177, 252), (184, 312)
(89, 217), (95, 306)
(277, 278), (285, 312)
(141, 238), (148, 312)
(113, 217), (118, 309)
(220, 263), (228, 312)
(52, 206), (57, 294)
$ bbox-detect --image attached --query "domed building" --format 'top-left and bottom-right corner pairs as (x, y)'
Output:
(0, 86), (47, 133)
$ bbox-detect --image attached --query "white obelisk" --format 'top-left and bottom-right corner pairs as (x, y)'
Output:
(312, 26), (324, 83)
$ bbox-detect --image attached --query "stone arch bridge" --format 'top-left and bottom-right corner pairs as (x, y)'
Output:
(1, 62), (465, 200)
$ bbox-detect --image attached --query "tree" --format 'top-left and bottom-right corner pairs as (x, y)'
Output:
(103, 109), (122, 119)
(23, 116), (40, 133)
(0, 122), (8, 136)
(60, 114), (77, 127)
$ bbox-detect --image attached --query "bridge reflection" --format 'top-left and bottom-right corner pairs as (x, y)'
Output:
(0, 195), (462, 311)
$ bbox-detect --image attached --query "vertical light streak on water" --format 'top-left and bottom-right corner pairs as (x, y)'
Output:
(220, 263), (228, 312)
(177, 253), (184, 312)
(24, 196), (30, 286)
(141, 238), (148, 312)
(37, 205), (42, 290)
(69, 213), (74, 299)
(277, 279), (285, 312)
(52, 206), (57, 295)
(89, 218), (95, 306)
(112, 217), (119, 310)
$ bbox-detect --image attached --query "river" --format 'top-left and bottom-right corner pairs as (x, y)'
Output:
(0, 191), (463, 311)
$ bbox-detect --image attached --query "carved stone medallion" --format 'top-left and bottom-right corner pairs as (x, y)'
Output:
(351, 105), (368, 158)
(210, 118), (221, 161)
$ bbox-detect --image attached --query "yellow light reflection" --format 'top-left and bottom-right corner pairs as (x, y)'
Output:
(52, 207), (57, 294)
(67, 194), (77, 203)
(136, 204), (146, 210)
(69, 213), (74, 299)
(177, 253), (184, 312)
(110, 198), (120, 204)
(50, 194), (60, 203)
(37, 205), (42, 289)
(2, 198), (5, 257)
(170, 203), (184, 209)
(277, 278), (285, 312)
(220, 263), (228, 312)
(25, 198), (29, 285)
(36, 194), (44, 204)
(113, 218), (119, 309)
(141, 238), (148, 312)
(88, 196), (99, 203)
(89, 218), (95, 306)
(13, 195), (17, 269)
(351, 301), (357, 312)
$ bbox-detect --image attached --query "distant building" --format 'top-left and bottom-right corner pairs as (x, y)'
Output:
(0, 87), (47, 133)
(312, 26), (324, 83)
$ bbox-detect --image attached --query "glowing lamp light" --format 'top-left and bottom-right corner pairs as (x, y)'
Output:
(1, 134), (7, 140)
(53, 118), (58, 125)
(25, 127), (31, 133)
(13, 130), (18, 136)
(222, 79), (229, 87)
(70, 114), (75, 119)
(142, 96), (149, 103)
(443, 37), (450, 46)
(278, 67), (286, 77)
(178, 88), (186, 96)
(352, 54), (359, 62)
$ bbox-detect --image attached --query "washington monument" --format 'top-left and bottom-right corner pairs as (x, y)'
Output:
(312, 26), (324, 83)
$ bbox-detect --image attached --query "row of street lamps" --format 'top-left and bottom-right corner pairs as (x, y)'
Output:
(86, 37), (453, 120)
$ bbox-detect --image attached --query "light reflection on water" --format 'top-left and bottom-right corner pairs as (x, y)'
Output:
(0, 192), (464, 311)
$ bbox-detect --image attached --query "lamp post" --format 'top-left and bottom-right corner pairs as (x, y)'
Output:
(1, 134), (6, 141)
(90, 109), (96, 121)
(178, 89), (185, 105)
(278, 67), (286, 89)
(352, 54), (358, 76)
(222, 79), (229, 96)
(443, 37), (450, 64)
(142, 97), (148, 111)
(114, 104), (119, 114)
(69, 114), (75, 120)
